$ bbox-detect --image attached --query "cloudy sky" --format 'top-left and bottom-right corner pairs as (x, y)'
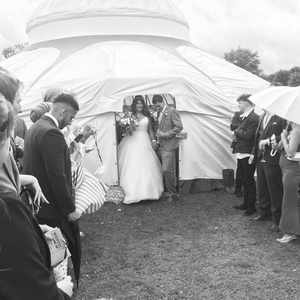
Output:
(0, 0), (299, 74)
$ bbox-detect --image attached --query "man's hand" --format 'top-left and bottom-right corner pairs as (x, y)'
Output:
(68, 210), (81, 222)
(258, 139), (270, 150)
(57, 276), (74, 297)
(248, 154), (254, 165)
(151, 140), (158, 150)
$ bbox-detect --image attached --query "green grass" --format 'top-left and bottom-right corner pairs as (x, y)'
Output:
(74, 191), (300, 300)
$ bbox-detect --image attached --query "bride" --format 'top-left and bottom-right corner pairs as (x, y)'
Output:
(118, 95), (163, 204)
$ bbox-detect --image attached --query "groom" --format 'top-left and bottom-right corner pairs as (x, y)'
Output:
(153, 95), (183, 201)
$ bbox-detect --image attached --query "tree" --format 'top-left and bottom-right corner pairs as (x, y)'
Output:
(288, 67), (300, 86)
(268, 70), (291, 86)
(224, 47), (262, 75)
(2, 43), (27, 59)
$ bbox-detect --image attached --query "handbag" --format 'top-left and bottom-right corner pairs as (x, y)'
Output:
(44, 227), (68, 267)
(105, 185), (125, 204)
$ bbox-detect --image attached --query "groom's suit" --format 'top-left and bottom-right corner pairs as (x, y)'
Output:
(157, 105), (183, 196)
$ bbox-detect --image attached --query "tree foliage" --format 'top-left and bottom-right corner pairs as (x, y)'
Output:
(224, 47), (300, 86)
(224, 47), (261, 76)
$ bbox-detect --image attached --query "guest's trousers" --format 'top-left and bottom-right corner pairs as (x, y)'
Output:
(256, 162), (283, 225)
(235, 159), (243, 192)
(160, 149), (177, 195)
(279, 155), (300, 235)
(238, 157), (256, 212)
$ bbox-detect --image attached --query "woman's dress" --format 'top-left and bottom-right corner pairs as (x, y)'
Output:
(118, 117), (163, 204)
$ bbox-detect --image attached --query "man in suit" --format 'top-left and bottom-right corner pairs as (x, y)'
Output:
(252, 111), (286, 230)
(153, 94), (183, 202)
(232, 94), (259, 216)
(230, 111), (243, 197)
(23, 93), (81, 282)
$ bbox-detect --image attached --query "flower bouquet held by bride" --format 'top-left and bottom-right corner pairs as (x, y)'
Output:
(116, 111), (139, 137)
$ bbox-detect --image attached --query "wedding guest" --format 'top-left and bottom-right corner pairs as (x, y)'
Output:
(276, 122), (300, 243)
(30, 87), (61, 123)
(230, 111), (243, 197)
(0, 90), (73, 300)
(23, 93), (81, 282)
(12, 91), (27, 171)
(252, 111), (286, 231)
(233, 94), (259, 216)
(0, 71), (45, 203)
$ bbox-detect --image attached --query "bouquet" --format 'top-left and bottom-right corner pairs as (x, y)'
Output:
(117, 112), (139, 137)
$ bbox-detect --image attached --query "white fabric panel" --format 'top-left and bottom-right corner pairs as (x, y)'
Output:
(0, 48), (59, 92)
(250, 86), (300, 124)
(179, 112), (235, 180)
(28, 0), (187, 29)
(79, 113), (119, 186)
(176, 46), (269, 102)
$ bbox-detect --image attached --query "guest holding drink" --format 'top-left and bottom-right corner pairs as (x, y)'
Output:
(276, 122), (300, 243)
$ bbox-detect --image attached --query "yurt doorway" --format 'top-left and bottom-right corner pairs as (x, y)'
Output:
(115, 94), (180, 192)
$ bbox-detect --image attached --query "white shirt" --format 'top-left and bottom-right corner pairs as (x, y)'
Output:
(240, 107), (254, 120)
(44, 112), (59, 128)
(158, 105), (167, 124)
(236, 107), (254, 160)
(262, 112), (272, 130)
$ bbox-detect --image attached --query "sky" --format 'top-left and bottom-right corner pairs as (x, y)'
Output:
(0, 0), (300, 74)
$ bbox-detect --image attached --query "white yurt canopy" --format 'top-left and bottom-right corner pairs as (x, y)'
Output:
(27, 0), (190, 44)
(1, 0), (269, 186)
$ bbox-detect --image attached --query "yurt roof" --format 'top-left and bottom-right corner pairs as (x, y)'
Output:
(27, 0), (189, 44)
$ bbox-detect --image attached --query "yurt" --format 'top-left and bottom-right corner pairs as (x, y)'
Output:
(0, 0), (269, 191)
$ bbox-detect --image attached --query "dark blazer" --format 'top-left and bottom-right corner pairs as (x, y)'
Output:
(252, 114), (286, 164)
(230, 111), (242, 131)
(233, 110), (259, 154)
(23, 115), (75, 220)
(23, 116), (81, 283)
(0, 195), (69, 300)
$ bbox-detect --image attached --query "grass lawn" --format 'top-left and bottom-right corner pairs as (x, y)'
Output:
(74, 191), (300, 300)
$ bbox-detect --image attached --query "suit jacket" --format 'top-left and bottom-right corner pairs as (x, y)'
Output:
(0, 195), (69, 300)
(252, 114), (286, 164)
(23, 116), (81, 283)
(230, 111), (242, 131)
(23, 115), (75, 221)
(233, 110), (259, 154)
(158, 106), (183, 151)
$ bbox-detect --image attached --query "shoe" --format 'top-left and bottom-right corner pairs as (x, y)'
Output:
(244, 209), (256, 216)
(253, 215), (271, 222)
(233, 204), (247, 210)
(270, 224), (280, 233)
(276, 234), (297, 244)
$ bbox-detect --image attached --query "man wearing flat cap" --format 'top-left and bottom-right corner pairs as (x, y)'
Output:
(232, 94), (259, 216)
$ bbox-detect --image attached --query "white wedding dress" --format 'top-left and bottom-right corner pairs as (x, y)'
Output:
(118, 117), (163, 204)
